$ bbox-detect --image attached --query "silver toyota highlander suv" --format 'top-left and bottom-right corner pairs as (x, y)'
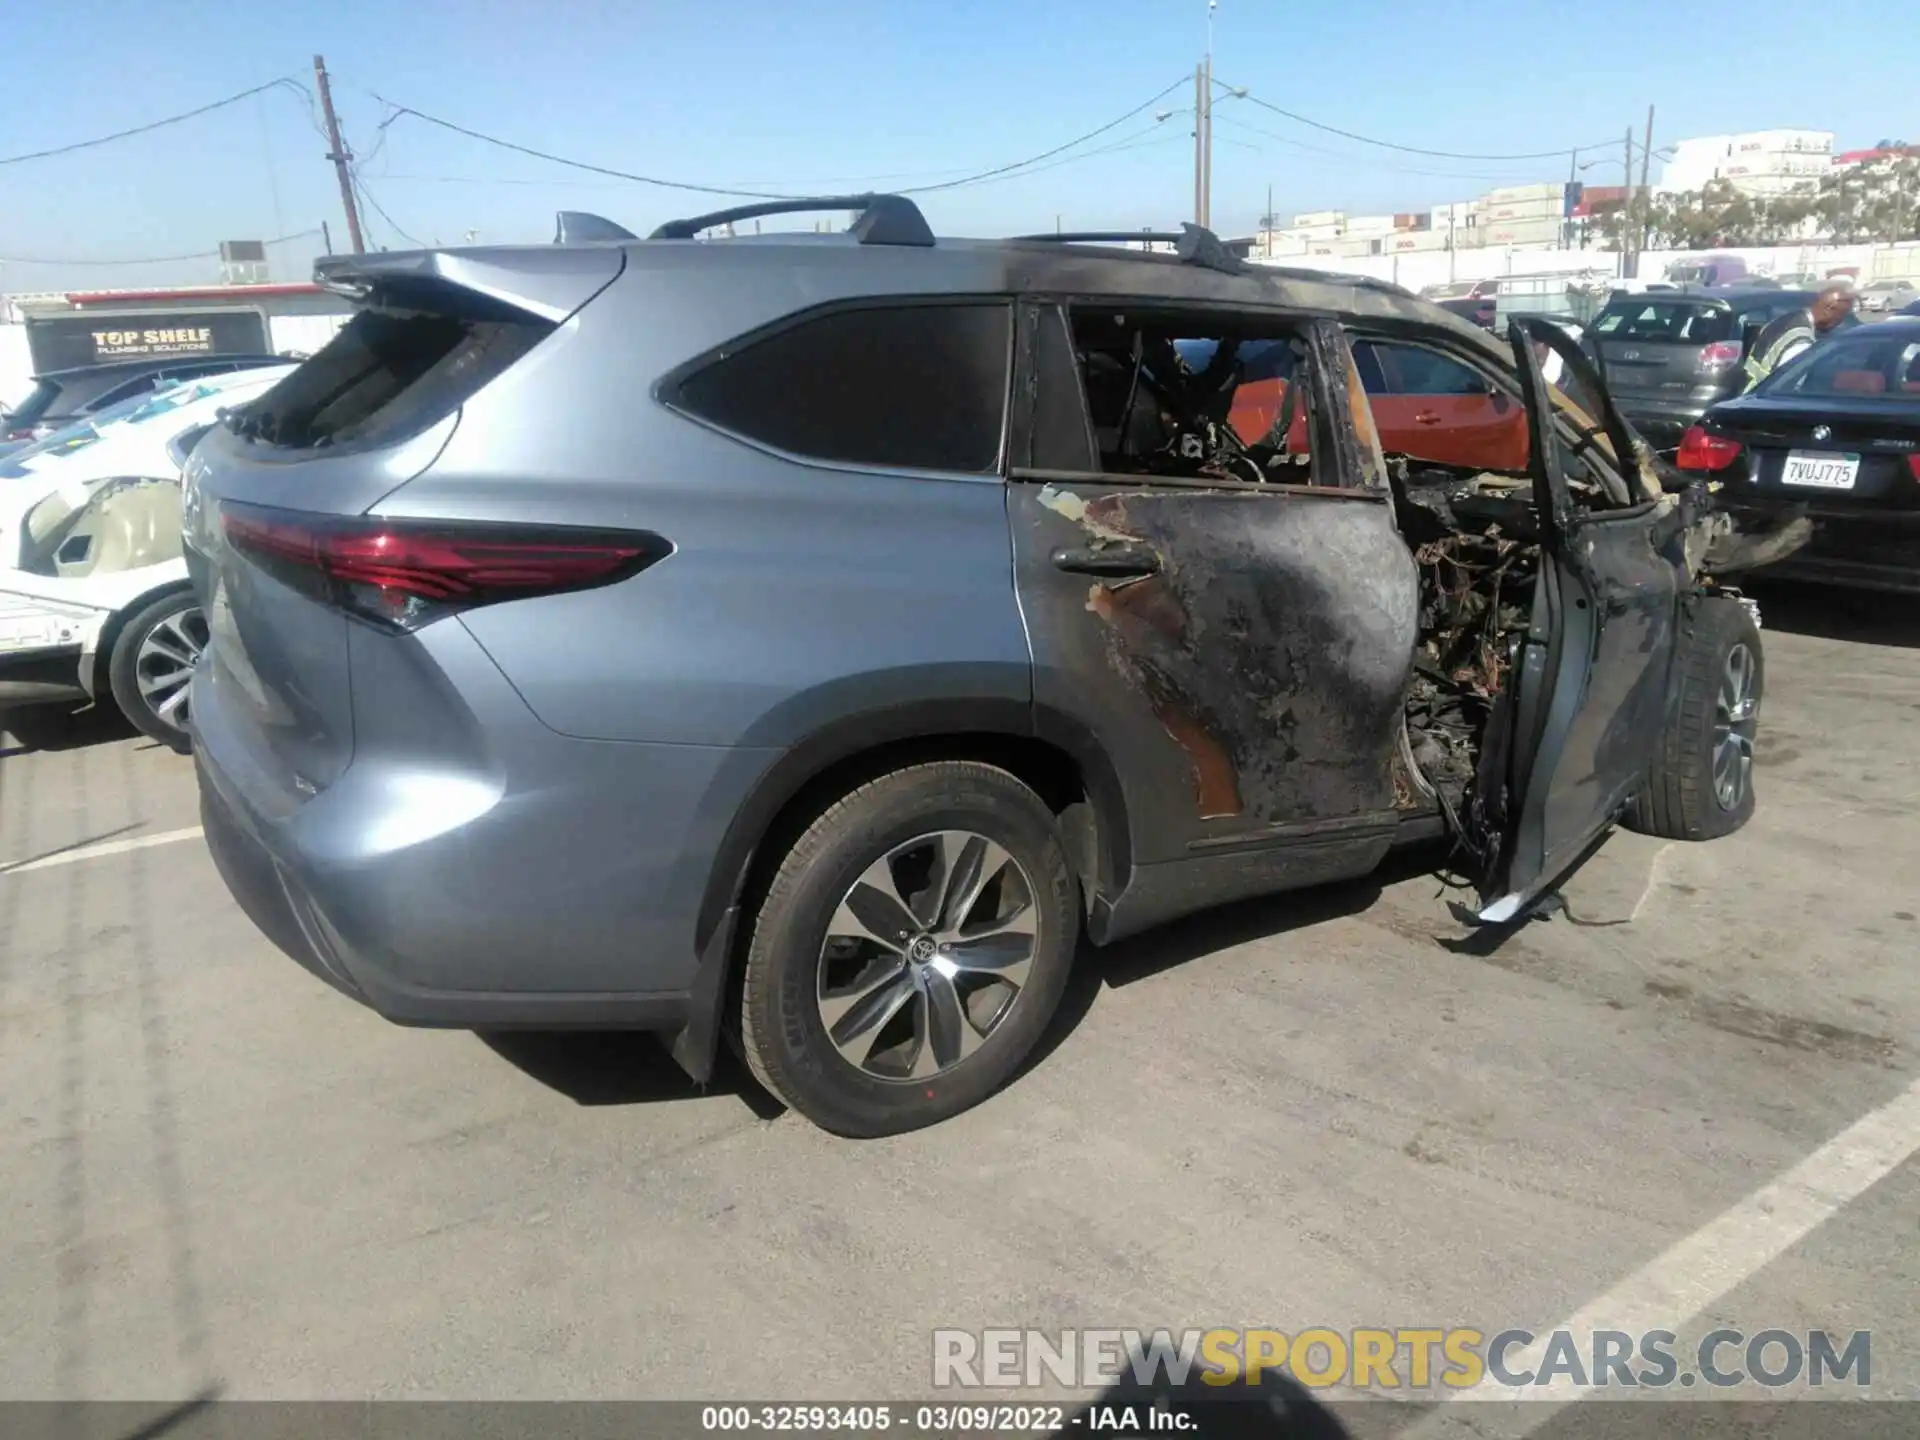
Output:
(185, 196), (1764, 1136)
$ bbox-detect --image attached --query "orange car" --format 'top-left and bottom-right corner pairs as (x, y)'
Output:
(1218, 337), (1530, 473)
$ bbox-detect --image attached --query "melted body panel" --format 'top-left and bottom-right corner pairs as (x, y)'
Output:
(1480, 321), (1686, 920)
(1011, 480), (1419, 870)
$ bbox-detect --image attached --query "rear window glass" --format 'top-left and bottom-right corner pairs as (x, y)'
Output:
(670, 302), (1012, 474)
(1760, 333), (1920, 399)
(1592, 301), (1732, 344)
(227, 301), (550, 452)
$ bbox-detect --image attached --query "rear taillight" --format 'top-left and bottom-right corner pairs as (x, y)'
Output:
(221, 502), (669, 633)
(1675, 425), (1743, 472)
(1907, 455), (1920, 483)
(1698, 340), (1743, 370)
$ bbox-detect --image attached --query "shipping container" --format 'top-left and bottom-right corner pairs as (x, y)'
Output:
(1733, 129), (1832, 154)
(1483, 218), (1568, 246)
(1393, 213), (1429, 230)
(1292, 210), (1343, 227)
(1382, 229), (1448, 252)
(1484, 182), (1564, 204)
(1345, 214), (1397, 236)
(1485, 199), (1564, 222)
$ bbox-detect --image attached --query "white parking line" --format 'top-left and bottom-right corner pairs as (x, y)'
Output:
(1, 825), (205, 876)
(1400, 1072), (1920, 1436)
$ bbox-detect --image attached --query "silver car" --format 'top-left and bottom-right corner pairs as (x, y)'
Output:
(187, 198), (1762, 1135)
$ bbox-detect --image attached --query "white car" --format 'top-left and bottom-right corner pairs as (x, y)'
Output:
(0, 365), (294, 748)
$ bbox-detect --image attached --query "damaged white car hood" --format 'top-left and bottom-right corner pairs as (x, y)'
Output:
(0, 367), (293, 658)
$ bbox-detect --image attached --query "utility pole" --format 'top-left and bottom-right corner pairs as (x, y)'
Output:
(1565, 149), (1578, 250)
(1199, 0), (1216, 229)
(1623, 126), (1635, 277)
(1638, 104), (1656, 262)
(1194, 63), (1207, 226)
(314, 54), (365, 255)
(1265, 181), (1273, 256)
(1199, 59), (1211, 228)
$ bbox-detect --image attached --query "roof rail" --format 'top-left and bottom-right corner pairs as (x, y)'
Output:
(1014, 231), (1187, 245)
(1011, 222), (1247, 276)
(555, 211), (639, 244)
(648, 193), (935, 247)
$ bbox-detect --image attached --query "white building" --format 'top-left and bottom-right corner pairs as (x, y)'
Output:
(1657, 129), (1834, 197)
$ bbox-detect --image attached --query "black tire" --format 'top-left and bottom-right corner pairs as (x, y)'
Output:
(739, 761), (1079, 1137)
(107, 589), (205, 753)
(1627, 596), (1763, 840)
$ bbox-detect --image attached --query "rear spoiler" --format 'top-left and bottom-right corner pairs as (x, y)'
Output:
(312, 245), (624, 324)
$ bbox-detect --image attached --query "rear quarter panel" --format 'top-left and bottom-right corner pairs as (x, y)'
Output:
(384, 246), (1034, 750)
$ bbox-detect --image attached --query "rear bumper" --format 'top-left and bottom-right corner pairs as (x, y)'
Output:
(1718, 502), (1920, 593)
(195, 736), (706, 1030)
(190, 630), (770, 1034)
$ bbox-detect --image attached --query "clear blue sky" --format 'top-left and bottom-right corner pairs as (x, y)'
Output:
(1, 0), (1910, 291)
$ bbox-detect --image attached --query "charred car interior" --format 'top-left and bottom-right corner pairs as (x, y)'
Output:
(1035, 302), (1689, 917)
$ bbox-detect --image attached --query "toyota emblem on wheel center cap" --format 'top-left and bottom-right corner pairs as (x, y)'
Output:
(908, 936), (937, 962)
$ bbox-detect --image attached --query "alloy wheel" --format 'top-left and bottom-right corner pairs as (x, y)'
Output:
(134, 607), (207, 735)
(815, 830), (1038, 1082)
(1712, 641), (1758, 811)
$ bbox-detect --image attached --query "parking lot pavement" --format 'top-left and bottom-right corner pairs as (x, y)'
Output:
(1, 584), (1917, 1416)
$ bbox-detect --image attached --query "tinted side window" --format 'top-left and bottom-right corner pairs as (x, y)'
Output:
(674, 302), (1012, 474)
(1378, 345), (1488, 395)
(1346, 334), (1530, 475)
(1028, 306), (1097, 472)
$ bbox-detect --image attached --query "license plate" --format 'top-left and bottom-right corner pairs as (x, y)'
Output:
(1781, 451), (1860, 489)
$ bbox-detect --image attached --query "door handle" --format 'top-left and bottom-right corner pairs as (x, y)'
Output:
(1050, 543), (1161, 578)
(1414, 411), (1443, 425)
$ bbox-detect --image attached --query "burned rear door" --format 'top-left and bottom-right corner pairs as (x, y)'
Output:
(1008, 303), (1419, 935)
(1478, 318), (1686, 922)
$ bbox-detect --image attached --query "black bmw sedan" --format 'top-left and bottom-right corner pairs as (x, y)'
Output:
(1681, 317), (1920, 592)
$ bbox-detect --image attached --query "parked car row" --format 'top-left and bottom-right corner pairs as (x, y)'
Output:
(0, 365), (293, 741)
(1582, 287), (1826, 452)
(25, 206), (1904, 1138)
(1, 353), (287, 453)
(1677, 317), (1920, 593)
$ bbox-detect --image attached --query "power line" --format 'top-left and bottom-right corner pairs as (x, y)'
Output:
(352, 174), (425, 248)
(0, 79), (312, 166)
(1210, 113), (1555, 183)
(895, 78), (1189, 193)
(371, 99), (810, 200)
(934, 120), (1192, 191)
(0, 229), (324, 267)
(1215, 81), (1619, 162)
(367, 77), (1192, 200)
